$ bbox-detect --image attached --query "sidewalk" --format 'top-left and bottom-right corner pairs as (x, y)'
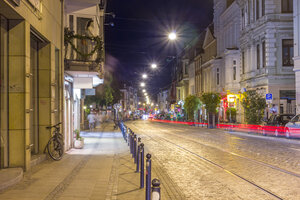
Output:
(0, 122), (182, 200)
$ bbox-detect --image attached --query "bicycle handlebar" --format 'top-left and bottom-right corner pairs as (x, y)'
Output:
(46, 122), (62, 129)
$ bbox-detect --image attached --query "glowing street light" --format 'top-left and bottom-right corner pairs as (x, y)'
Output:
(142, 89), (146, 92)
(142, 74), (148, 79)
(140, 82), (145, 87)
(151, 63), (157, 69)
(168, 32), (177, 41)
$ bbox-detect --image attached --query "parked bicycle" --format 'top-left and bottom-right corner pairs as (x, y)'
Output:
(46, 122), (63, 161)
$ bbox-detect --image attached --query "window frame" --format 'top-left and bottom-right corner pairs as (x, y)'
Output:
(282, 39), (294, 67)
(262, 41), (266, 68)
(256, 44), (260, 69)
(216, 68), (220, 85)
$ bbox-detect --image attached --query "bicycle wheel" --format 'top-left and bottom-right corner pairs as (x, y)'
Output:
(47, 137), (63, 161)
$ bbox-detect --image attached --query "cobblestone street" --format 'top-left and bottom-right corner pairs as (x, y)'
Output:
(127, 120), (300, 200)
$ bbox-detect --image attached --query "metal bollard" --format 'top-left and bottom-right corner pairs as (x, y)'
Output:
(130, 132), (134, 155)
(133, 135), (137, 162)
(125, 127), (128, 142)
(146, 153), (152, 200)
(136, 138), (141, 172)
(140, 143), (144, 188)
(151, 179), (161, 200)
(127, 128), (130, 146)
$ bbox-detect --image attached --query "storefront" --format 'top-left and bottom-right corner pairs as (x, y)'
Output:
(0, 0), (64, 171)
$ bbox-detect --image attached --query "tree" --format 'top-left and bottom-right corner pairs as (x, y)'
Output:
(184, 95), (201, 121)
(200, 93), (221, 128)
(241, 90), (266, 124)
(104, 86), (113, 106)
(200, 93), (221, 114)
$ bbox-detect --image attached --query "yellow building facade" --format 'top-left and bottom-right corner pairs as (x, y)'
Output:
(0, 0), (64, 171)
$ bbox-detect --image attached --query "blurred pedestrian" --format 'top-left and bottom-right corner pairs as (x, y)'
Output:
(87, 111), (96, 131)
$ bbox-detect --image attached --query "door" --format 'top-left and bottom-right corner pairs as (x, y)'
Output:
(0, 15), (8, 168)
(30, 34), (40, 155)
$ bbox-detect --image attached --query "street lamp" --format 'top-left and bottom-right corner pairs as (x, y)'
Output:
(168, 32), (177, 41)
(151, 63), (157, 69)
(142, 74), (148, 79)
(142, 89), (146, 93)
(140, 82), (145, 87)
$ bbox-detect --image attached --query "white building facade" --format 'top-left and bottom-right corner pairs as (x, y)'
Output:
(157, 89), (169, 112)
(214, 0), (242, 122)
(237, 0), (296, 116)
(294, 0), (300, 114)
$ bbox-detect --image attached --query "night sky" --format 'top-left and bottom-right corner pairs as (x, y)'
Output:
(105, 0), (213, 98)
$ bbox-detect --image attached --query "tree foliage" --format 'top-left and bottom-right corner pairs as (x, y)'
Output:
(241, 90), (266, 124)
(104, 86), (113, 106)
(184, 95), (201, 121)
(200, 93), (221, 114)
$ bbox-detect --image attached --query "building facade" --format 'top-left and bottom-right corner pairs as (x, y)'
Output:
(214, 0), (242, 122)
(120, 83), (138, 116)
(0, 0), (64, 170)
(294, 0), (300, 114)
(157, 88), (169, 112)
(238, 0), (295, 116)
(64, 0), (106, 137)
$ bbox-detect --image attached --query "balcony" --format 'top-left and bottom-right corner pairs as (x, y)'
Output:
(64, 28), (104, 87)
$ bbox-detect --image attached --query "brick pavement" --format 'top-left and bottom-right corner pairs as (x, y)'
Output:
(0, 123), (182, 200)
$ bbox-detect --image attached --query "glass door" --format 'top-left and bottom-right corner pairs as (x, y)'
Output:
(0, 15), (8, 168)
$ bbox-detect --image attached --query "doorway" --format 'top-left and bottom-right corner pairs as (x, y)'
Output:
(30, 34), (41, 155)
(0, 15), (8, 168)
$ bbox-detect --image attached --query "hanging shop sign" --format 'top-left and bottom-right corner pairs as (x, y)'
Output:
(85, 89), (96, 96)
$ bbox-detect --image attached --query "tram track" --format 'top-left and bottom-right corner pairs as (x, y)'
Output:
(128, 122), (300, 200)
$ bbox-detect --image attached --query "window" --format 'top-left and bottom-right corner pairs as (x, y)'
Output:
(233, 60), (237, 81)
(242, 9), (245, 29)
(282, 0), (293, 13)
(256, 0), (260, 20)
(233, 67), (236, 81)
(247, 0), (250, 24)
(257, 44), (260, 69)
(262, 41), (266, 68)
(69, 15), (74, 31)
(282, 39), (294, 66)
(262, 0), (265, 16)
(242, 51), (245, 74)
(217, 68), (220, 85)
(184, 62), (188, 75)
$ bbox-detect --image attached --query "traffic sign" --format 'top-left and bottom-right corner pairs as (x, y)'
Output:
(266, 93), (273, 100)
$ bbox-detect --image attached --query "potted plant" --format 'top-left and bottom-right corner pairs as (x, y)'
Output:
(74, 129), (84, 149)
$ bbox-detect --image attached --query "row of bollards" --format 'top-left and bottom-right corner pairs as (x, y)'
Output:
(119, 122), (161, 200)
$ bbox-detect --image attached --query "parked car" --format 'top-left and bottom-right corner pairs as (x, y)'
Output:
(262, 114), (294, 136)
(285, 114), (300, 138)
